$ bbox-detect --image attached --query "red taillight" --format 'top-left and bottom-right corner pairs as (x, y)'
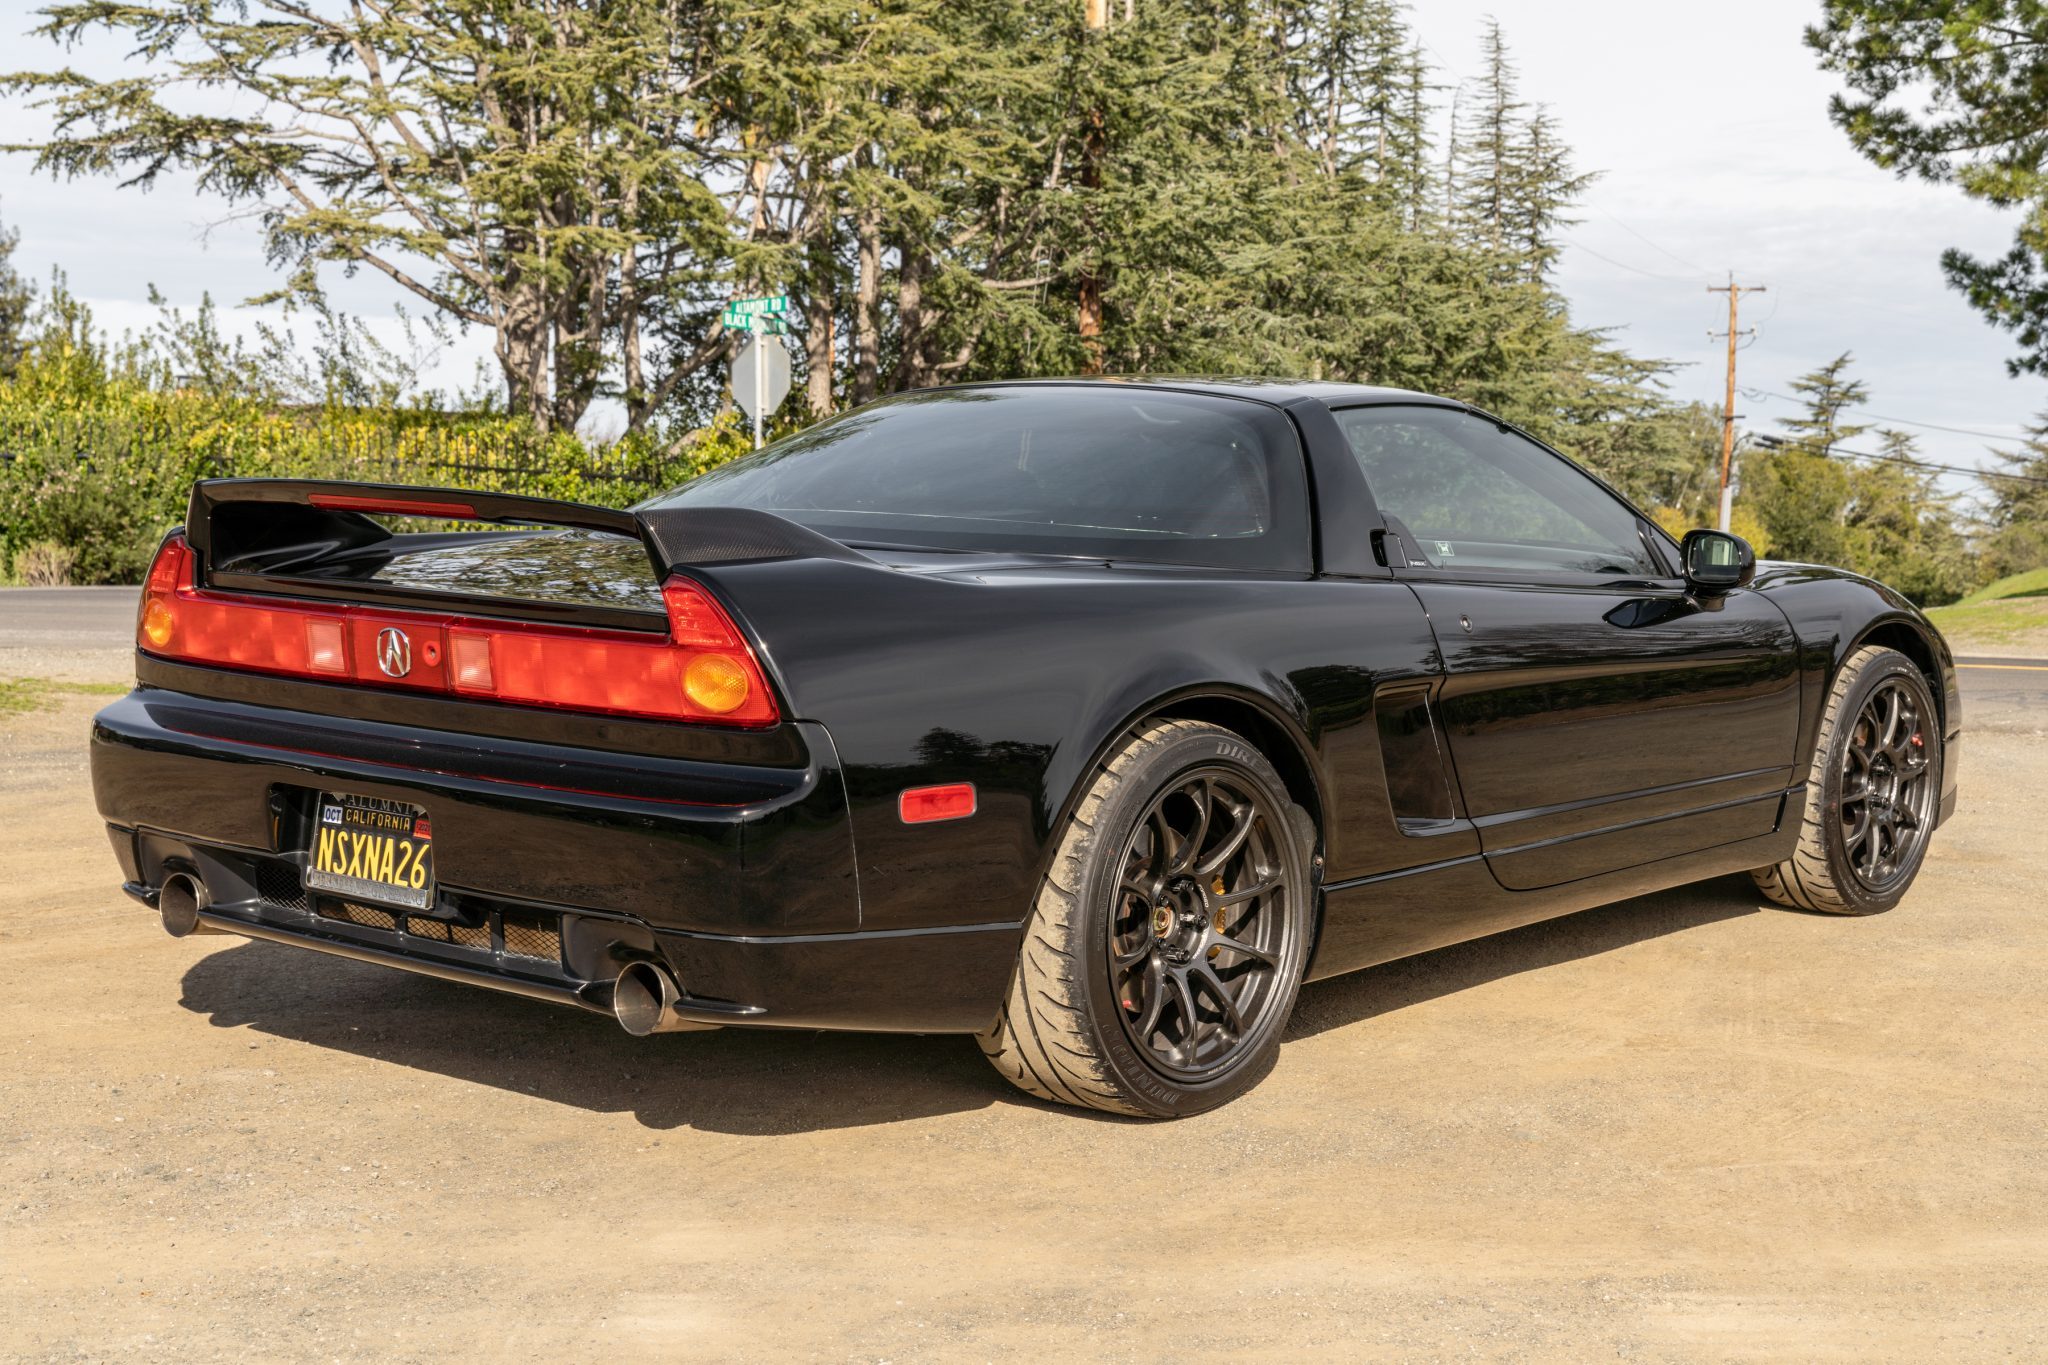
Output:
(134, 534), (780, 727)
(899, 783), (977, 824)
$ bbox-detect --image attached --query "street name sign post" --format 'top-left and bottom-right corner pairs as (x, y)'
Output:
(724, 295), (793, 448)
(732, 336), (791, 450)
(722, 294), (788, 328)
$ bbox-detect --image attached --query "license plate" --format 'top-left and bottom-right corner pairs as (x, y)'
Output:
(305, 792), (435, 912)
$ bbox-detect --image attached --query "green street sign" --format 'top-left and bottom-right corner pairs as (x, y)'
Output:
(722, 294), (789, 327)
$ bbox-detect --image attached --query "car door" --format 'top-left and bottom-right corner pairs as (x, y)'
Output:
(1333, 403), (1803, 891)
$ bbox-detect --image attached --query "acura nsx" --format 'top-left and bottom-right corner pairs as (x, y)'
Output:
(91, 380), (1959, 1115)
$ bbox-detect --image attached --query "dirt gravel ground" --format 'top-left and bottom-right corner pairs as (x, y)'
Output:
(3, 637), (2045, 1361)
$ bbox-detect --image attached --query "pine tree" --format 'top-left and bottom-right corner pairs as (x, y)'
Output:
(1745, 358), (1975, 602)
(0, 207), (33, 381)
(1780, 352), (1871, 454)
(0, 0), (1719, 482)
(1980, 413), (2048, 577)
(1845, 429), (1974, 604)
(1504, 110), (1593, 281)
(1443, 22), (1589, 282)
(1811, 3), (2048, 376)
(1391, 43), (1436, 232)
(1451, 20), (1524, 258)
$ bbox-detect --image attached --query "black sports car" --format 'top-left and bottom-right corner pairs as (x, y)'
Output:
(90, 379), (1960, 1116)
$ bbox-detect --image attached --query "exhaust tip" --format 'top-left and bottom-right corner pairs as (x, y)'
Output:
(613, 961), (677, 1037)
(612, 961), (716, 1035)
(159, 873), (208, 938)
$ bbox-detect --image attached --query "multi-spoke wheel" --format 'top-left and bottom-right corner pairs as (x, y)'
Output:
(1754, 645), (1944, 915)
(1110, 772), (1295, 1081)
(978, 720), (1313, 1116)
(1837, 676), (1936, 892)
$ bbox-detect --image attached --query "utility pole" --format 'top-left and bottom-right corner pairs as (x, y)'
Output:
(1078, 0), (1108, 374)
(1707, 275), (1765, 532)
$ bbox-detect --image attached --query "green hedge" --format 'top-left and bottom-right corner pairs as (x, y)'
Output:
(1, 380), (754, 583)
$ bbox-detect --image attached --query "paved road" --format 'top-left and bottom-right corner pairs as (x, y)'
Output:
(0, 584), (138, 638)
(0, 586), (141, 682)
(1958, 657), (2048, 714)
(6, 584), (2042, 706)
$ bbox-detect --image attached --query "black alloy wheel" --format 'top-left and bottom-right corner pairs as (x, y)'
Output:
(978, 720), (1314, 1117)
(1752, 644), (1944, 916)
(1838, 676), (1936, 893)
(1109, 770), (1297, 1081)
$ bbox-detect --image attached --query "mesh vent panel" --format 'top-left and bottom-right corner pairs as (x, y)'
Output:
(449, 921), (492, 950)
(314, 895), (558, 965)
(256, 860), (309, 912)
(501, 913), (561, 963)
(320, 901), (397, 932)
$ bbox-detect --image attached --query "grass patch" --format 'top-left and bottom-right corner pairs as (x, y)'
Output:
(0, 677), (128, 717)
(1925, 594), (2048, 650)
(1954, 566), (2048, 607)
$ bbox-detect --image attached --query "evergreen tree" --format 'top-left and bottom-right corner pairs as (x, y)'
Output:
(1811, 3), (2048, 375)
(1506, 110), (1593, 281)
(1845, 429), (1974, 604)
(1780, 352), (1871, 454)
(1390, 43), (1436, 231)
(1745, 353), (1871, 569)
(0, 0), (1694, 471)
(1743, 355), (1974, 603)
(1451, 20), (1524, 259)
(0, 207), (32, 381)
(1744, 445), (1856, 570)
(1980, 414), (2048, 578)
(1444, 21), (1589, 282)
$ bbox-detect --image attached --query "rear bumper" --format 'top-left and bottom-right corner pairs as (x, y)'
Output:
(93, 686), (1021, 1033)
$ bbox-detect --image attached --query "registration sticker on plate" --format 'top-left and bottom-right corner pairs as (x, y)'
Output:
(305, 792), (435, 912)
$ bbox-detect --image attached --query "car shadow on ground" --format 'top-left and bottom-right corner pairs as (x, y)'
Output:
(177, 873), (1768, 1135)
(1286, 872), (1765, 1041)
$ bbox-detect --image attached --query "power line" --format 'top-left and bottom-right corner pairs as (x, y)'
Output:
(1563, 237), (1714, 285)
(1584, 205), (1722, 278)
(1751, 433), (2048, 486)
(1747, 287), (1781, 332)
(1742, 388), (2028, 444)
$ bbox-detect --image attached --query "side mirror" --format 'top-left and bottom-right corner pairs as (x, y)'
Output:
(1680, 529), (1756, 594)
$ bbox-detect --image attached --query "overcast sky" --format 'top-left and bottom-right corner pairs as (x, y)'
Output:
(0, 0), (2038, 498)
(1408, 1), (2040, 501)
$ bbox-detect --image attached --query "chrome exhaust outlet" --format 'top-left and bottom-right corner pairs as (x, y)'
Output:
(612, 961), (718, 1035)
(158, 873), (226, 938)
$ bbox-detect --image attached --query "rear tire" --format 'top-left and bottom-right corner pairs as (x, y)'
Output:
(977, 720), (1314, 1117)
(1752, 645), (1942, 916)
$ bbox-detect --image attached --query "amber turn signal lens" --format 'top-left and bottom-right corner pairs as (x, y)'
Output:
(682, 653), (751, 715)
(140, 599), (175, 648)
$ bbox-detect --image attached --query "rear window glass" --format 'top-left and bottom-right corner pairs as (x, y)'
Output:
(364, 531), (663, 614)
(645, 386), (1309, 570)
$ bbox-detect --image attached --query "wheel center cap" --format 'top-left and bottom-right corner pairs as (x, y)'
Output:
(1152, 879), (1207, 960)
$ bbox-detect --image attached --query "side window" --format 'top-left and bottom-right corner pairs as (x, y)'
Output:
(1334, 406), (1658, 577)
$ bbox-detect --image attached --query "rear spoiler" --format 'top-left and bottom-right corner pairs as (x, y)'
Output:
(184, 478), (869, 629)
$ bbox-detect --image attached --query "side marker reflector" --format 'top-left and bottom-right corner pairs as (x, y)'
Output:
(899, 783), (977, 824)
